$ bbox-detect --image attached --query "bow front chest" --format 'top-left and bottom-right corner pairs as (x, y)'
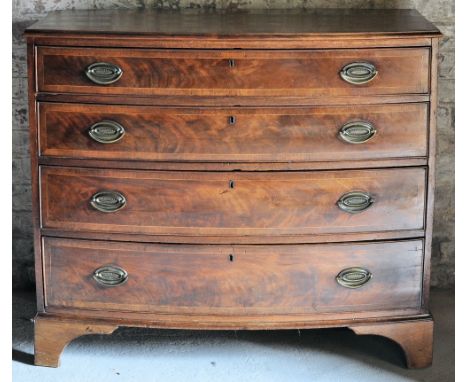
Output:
(25, 9), (442, 368)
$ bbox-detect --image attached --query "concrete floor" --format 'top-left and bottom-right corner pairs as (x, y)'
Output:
(13, 289), (454, 382)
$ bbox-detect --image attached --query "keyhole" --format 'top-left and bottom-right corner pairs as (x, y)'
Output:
(229, 254), (234, 262)
(228, 116), (236, 125)
(229, 180), (235, 189)
(228, 59), (235, 68)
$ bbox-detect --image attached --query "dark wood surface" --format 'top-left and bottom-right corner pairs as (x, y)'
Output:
(27, 43), (45, 313)
(43, 237), (423, 314)
(350, 319), (434, 368)
(422, 38), (440, 311)
(39, 102), (428, 162)
(26, 9), (441, 369)
(35, 93), (431, 107)
(28, 34), (436, 50)
(38, 157), (428, 173)
(34, 315), (118, 368)
(39, 229), (426, 245)
(33, 314), (433, 368)
(25, 9), (440, 37)
(37, 47), (430, 97)
(40, 167), (426, 237)
(42, 307), (428, 328)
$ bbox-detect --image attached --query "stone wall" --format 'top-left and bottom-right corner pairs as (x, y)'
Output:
(12, 0), (455, 289)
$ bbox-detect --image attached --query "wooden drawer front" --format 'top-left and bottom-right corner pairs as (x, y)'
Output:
(41, 167), (426, 236)
(43, 238), (423, 314)
(39, 103), (428, 162)
(37, 47), (429, 96)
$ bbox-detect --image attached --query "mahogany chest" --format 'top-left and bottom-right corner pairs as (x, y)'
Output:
(25, 9), (442, 368)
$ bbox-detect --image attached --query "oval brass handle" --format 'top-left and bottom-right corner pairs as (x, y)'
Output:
(337, 191), (374, 214)
(90, 191), (126, 213)
(339, 121), (376, 144)
(85, 62), (123, 85)
(93, 265), (128, 287)
(88, 120), (125, 144)
(340, 62), (378, 85)
(336, 267), (372, 289)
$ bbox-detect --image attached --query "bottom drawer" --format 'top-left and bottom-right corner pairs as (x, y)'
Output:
(43, 238), (423, 315)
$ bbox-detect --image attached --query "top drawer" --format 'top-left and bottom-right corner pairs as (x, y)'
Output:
(36, 47), (430, 97)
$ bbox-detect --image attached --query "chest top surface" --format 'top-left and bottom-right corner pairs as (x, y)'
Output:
(25, 8), (440, 38)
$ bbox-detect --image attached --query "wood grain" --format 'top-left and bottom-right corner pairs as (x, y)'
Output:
(33, 313), (431, 368)
(25, 9), (440, 38)
(37, 156), (428, 172)
(40, 229), (426, 245)
(350, 319), (433, 368)
(35, 92), (431, 107)
(25, 9), (442, 369)
(38, 102), (428, 162)
(43, 237), (423, 315)
(36, 47), (430, 97)
(422, 38), (440, 310)
(27, 42), (45, 312)
(25, 9), (441, 51)
(40, 167), (426, 237)
(34, 315), (118, 367)
(29, 34), (435, 50)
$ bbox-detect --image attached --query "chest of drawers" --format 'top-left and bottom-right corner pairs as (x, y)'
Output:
(25, 9), (442, 368)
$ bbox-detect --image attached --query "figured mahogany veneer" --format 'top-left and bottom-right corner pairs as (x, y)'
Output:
(41, 166), (426, 237)
(25, 9), (441, 369)
(37, 46), (429, 97)
(38, 102), (428, 162)
(43, 237), (423, 314)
